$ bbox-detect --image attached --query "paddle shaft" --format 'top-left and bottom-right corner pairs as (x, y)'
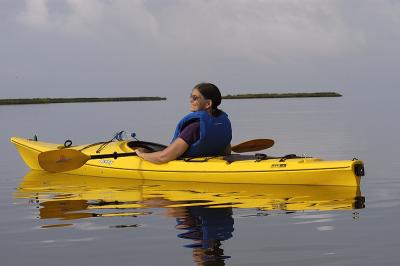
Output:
(91, 152), (137, 160)
(38, 138), (274, 173)
(90, 139), (274, 160)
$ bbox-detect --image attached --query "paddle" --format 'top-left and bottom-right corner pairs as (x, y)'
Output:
(38, 149), (137, 173)
(38, 138), (274, 173)
(231, 139), (274, 153)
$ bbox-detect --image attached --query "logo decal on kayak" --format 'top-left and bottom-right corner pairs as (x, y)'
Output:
(56, 155), (71, 163)
(99, 159), (114, 165)
(271, 163), (286, 168)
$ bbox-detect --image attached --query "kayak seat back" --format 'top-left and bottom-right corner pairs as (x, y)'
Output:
(128, 141), (167, 152)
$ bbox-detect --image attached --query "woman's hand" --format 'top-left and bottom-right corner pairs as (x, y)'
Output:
(135, 147), (150, 158)
(135, 138), (189, 164)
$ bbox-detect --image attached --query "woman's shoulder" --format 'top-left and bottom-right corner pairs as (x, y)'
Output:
(180, 111), (207, 120)
(180, 110), (229, 122)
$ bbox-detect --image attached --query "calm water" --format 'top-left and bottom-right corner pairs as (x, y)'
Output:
(1, 96), (399, 265)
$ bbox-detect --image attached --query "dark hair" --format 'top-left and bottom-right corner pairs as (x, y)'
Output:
(194, 83), (223, 116)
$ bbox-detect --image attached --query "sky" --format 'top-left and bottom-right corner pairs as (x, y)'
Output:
(0, 0), (399, 99)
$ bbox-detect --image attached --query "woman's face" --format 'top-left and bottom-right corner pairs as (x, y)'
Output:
(189, 88), (212, 112)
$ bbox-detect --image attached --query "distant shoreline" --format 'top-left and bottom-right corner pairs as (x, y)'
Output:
(222, 92), (342, 99)
(0, 92), (342, 105)
(0, 97), (167, 105)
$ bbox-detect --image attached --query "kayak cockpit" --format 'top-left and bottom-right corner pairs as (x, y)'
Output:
(127, 141), (167, 152)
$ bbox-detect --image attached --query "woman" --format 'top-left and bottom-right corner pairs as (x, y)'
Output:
(135, 83), (232, 164)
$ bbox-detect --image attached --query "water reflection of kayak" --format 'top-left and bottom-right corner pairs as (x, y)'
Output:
(15, 170), (365, 219)
(14, 170), (365, 266)
(11, 137), (364, 186)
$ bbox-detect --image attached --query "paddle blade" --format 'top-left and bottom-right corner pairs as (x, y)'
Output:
(38, 149), (90, 173)
(231, 139), (274, 153)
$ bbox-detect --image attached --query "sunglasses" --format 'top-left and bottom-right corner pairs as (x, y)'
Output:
(189, 94), (203, 101)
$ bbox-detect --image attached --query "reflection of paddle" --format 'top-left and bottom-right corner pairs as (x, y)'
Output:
(231, 139), (274, 153)
(39, 138), (275, 173)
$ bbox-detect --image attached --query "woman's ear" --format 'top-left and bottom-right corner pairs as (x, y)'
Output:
(205, 99), (212, 109)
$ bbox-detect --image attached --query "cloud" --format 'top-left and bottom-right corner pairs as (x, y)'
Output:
(156, 1), (366, 61)
(61, 0), (159, 36)
(17, 0), (377, 64)
(18, 0), (159, 36)
(18, 0), (51, 29)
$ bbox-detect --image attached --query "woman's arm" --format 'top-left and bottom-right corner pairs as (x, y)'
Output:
(135, 138), (189, 164)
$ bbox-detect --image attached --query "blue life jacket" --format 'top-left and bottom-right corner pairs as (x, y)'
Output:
(171, 110), (232, 157)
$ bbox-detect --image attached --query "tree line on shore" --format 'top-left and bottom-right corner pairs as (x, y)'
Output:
(0, 92), (342, 105)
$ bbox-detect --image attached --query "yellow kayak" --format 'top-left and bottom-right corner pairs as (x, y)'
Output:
(10, 136), (364, 186)
(16, 171), (365, 216)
